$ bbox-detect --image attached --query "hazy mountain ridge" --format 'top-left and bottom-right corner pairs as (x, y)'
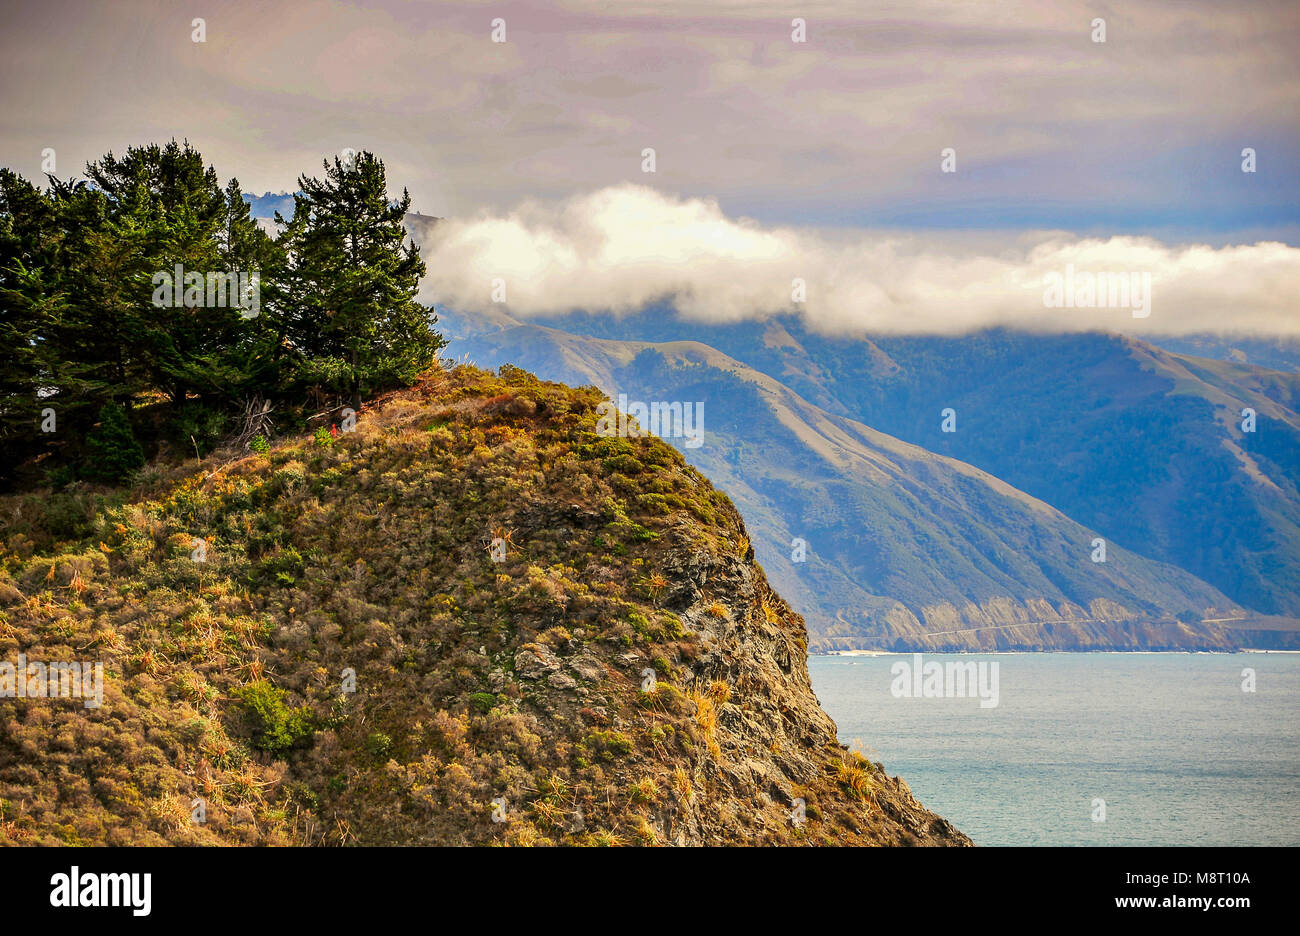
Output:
(242, 190), (296, 220)
(489, 310), (1300, 620)
(1143, 333), (1300, 373)
(434, 309), (1293, 651)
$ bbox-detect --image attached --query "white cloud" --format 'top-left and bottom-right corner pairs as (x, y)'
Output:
(421, 184), (1300, 336)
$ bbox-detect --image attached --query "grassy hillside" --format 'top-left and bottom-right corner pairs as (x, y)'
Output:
(0, 363), (967, 845)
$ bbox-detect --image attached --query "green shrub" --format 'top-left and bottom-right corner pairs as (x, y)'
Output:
(26, 491), (97, 542)
(43, 463), (78, 490)
(628, 778), (659, 805)
(253, 547), (306, 586)
(366, 732), (393, 760)
(603, 453), (644, 475)
(607, 518), (657, 543)
(635, 492), (671, 515)
(576, 437), (637, 460)
(584, 729), (633, 759)
(637, 683), (687, 714)
(235, 681), (316, 756)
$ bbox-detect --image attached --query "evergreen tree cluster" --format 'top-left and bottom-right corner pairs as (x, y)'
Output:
(0, 141), (445, 486)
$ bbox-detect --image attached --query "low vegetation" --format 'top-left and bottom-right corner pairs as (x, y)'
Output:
(0, 363), (968, 845)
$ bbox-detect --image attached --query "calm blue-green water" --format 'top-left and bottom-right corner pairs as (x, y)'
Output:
(808, 652), (1300, 846)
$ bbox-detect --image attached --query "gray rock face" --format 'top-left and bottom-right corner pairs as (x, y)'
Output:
(568, 654), (605, 682)
(514, 644), (561, 680)
(547, 671), (577, 691)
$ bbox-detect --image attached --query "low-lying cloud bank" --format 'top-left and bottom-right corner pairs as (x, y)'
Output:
(420, 185), (1299, 337)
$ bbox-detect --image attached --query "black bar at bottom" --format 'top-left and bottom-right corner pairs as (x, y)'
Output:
(1, 845), (1277, 924)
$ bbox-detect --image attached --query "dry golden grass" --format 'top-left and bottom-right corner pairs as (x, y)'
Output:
(148, 794), (196, 836)
(633, 816), (659, 845)
(671, 765), (693, 802)
(689, 689), (722, 758)
(529, 799), (566, 830)
(831, 752), (877, 802)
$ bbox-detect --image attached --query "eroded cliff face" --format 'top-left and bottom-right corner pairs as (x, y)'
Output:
(0, 364), (968, 846)
(613, 520), (969, 844)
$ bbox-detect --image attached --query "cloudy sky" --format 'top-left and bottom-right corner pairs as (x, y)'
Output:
(2, 0), (1297, 335)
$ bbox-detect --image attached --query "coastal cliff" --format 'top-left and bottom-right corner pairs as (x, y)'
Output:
(0, 364), (968, 845)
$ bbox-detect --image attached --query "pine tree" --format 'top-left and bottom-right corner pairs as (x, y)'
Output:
(216, 178), (281, 397)
(85, 140), (231, 407)
(0, 170), (61, 483)
(275, 151), (444, 409)
(83, 401), (145, 482)
(1, 142), (444, 488)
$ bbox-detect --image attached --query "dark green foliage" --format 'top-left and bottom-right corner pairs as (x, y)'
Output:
(252, 546), (306, 587)
(0, 142), (446, 489)
(603, 453), (645, 474)
(236, 681), (316, 756)
(83, 403), (145, 482)
(167, 401), (230, 455)
(584, 730), (634, 759)
(274, 151), (446, 409)
(27, 491), (98, 541)
(366, 732), (394, 761)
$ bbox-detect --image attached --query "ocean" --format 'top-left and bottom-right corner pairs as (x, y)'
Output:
(807, 652), (1300, 846)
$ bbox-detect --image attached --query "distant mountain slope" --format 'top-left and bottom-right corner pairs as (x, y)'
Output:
(242, 190), (296, 219)
(245, 197), (441, 245)
(1144, 333), (1300, 373)
(504, 312), (1300, 619)
(435, 309), (1285, 651)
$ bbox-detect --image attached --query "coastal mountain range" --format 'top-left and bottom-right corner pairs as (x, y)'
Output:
(431, 303), (1300, 652)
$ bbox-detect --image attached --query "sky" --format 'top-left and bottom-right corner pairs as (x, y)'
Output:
(2, 0), (1297, 335)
